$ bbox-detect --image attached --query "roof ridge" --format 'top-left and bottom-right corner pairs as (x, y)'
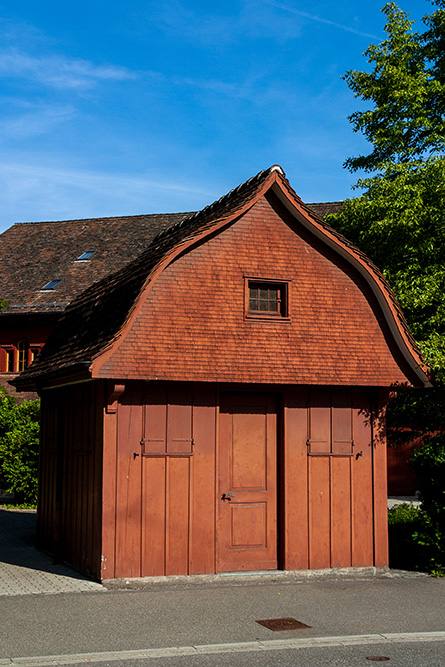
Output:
(6, 211), (193, 228)
(153, 165), (284, 243)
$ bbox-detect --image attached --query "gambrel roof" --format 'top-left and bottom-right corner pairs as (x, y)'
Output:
(12, 166), (431, 390)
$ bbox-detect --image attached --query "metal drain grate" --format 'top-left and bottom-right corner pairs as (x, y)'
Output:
(366, 658), (390, 662)
(256, 617), (311, 631)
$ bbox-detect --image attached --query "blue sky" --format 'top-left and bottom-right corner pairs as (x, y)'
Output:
(0, 0), (430, 232)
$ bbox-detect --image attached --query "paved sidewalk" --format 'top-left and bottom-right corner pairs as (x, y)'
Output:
(0, 509), (104, 596)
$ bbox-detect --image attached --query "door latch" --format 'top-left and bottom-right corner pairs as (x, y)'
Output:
(221, 493), (234, 502)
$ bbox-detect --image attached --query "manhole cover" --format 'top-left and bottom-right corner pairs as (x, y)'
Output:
(256, 618), (311, 631)
(366, 658), (390, 662)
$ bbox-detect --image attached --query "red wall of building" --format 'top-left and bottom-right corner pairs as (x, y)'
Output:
(98, 193), (412, 387)
(37, 382), (104, 578)
(97, 381), (388, 580)
(0, 317), (54, 373)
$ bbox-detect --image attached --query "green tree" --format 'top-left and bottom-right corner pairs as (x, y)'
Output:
(329, 3), (445, 573)
(329, 2), (445, 381)
(0, 388), (40, 505)
(331, 158), (445, 379)
(343, 1), (445, 173)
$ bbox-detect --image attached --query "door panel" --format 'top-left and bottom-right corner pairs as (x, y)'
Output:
(217, 393), (277, 572)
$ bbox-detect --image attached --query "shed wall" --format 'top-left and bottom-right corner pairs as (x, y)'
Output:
(101, 382), (388, 580)
(37, 381), (104, 578)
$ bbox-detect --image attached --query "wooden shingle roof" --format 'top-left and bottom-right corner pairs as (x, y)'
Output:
(12, 166), (429, 390)
(0, 201), (341, 316)
(0, 212), (189, 314)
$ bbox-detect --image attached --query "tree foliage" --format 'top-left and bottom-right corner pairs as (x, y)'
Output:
(330, 158), (445, 379)
(327, 2), (445, 450)
(411, 434), (445, 572)
(343, 2), (445, 173)
(0, 388), (40, 505)
(328, 2), (445, 385)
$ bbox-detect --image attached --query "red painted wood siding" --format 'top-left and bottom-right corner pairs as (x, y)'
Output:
(99, 193), (412, 387)
(102, 382), (387, 579)
(102, 382), (217, 579)
(283, 386), (386, 570)
(37, 382), (104, 579)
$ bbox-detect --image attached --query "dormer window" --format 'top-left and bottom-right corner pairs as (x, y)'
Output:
(75, 250), (96, 262)
(245, 277), (290, 321)
(40, 279), (61, 291)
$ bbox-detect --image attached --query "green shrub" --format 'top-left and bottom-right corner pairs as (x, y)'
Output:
(0, 388), (40, 505)
(388, 503), (427, 571)
(411, 434), (445, 574)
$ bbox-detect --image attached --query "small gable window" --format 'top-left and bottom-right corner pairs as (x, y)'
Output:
(40, 279), (61, 291)
(75, 250), (96, 262)
(245, 278), (290, 320)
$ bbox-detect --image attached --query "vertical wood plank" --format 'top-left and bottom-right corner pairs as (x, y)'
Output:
(332, 390), (353, 454)
(101, 383), (118, 579)
(92, 381), (104, 580)
(283, 387), (309, 570)
(166, 457), (190, 575)
(373, 390), (389, 567)
(351, 390), (374, 566)
(167, 385), (193, 453)
(309, 391), (331, 453)
(143, 385), (167, 454)
(141, 457), (166, 576)
(189, 385), (216, 575)
(308, 456), (330, 569)
(330, 457), (352, 567)
(115, 387), (143, 578)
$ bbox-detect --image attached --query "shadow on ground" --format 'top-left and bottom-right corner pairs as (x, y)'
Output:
(0, 508), (104, 595)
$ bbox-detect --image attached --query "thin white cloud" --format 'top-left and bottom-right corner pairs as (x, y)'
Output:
(0, 49), (137, 90)
(0, 103), (76, 140)
(152, 0), (302, 43)
(262, 0), (378, 39)
(0, 162), (215, 229)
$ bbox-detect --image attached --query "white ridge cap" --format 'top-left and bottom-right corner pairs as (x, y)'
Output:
(270, 164), (285, 176)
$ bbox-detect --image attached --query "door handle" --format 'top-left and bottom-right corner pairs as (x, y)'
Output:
(221, 493), (235, 502)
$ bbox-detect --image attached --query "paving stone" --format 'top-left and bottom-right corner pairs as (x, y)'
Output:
(0, 509), (105, 596)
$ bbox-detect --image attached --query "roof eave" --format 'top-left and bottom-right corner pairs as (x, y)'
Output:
(269, 179), (432, 389)
(10, 361), (93, 393)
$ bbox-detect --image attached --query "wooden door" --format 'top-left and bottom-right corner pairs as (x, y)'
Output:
(217, 393), (277, 572)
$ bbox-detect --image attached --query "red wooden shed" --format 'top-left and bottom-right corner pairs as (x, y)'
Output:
(13, 166), (431, 581)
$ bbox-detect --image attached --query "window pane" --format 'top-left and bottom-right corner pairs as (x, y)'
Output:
(7, 350), (14, 372)
(247, 281), (287, 317)
(17, 341), (28, 371)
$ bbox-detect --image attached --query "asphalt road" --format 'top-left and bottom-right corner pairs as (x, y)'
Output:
(30, 640), (445, 667)
(1, 575), (445, 666)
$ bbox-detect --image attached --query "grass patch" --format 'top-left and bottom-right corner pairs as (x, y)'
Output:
(0, 502), (37, 510)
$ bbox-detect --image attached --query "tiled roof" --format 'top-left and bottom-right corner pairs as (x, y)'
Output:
(0, 212), (189, 314)
(306, 201), (344, 218)
(0, 202), (340, 317)
(12, 166), (426, 389)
